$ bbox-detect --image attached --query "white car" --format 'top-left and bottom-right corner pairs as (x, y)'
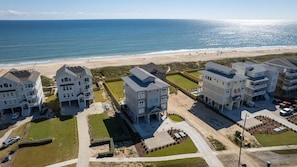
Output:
(2, 136), (20, 148)
(280, 108), (292, 116)
(12, 112), (20, 120)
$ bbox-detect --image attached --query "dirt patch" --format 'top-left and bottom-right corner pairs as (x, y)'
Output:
(90, 144), (110, 157)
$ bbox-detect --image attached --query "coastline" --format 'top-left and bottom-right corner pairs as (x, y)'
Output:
(1, 46), (297, 78)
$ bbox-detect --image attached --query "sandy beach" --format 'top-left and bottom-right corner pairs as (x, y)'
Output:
(1, 46), (297, 78)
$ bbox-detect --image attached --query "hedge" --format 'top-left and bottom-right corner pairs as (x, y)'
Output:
(18, 138), (53, 148)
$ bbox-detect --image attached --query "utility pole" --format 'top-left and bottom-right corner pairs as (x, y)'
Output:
(238, 113), (247, 167)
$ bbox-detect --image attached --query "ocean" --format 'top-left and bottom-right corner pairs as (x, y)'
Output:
(0, 19), (297, 66)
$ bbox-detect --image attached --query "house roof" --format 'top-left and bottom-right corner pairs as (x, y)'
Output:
(122, 67), (169, 92)
(141, 62), (166, 74)
(1, 69), (40, 84)
(265, 58), (297, 70)
(56, 64), (92, 78)
(200, 70), (247, 82)
(205, 62), (236, 75)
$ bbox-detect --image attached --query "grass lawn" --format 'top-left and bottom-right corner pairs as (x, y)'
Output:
(145, 138), (197, 157)
(89, 113), (110, 139)
(273, 149), (297, 154)
(11, 118), (78, 167)
(88, 113), (128, 140)
(188, 71), (203, 78)
(167, 74), (198, 90)
(45, 95), (60, 112)
(168, 114), (184, 122)
(255, 131), (297, 147)
(146, 157), (208, 167)
(106, 80), (124, 101)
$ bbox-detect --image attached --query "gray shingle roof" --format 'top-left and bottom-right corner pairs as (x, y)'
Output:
(141, 62), (166, 74)
(1, 69), (40, 84)
(56, 64), (92, 78)
(122, 67), (169, 92)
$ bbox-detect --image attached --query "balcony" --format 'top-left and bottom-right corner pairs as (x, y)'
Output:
(246, 90), (266, 97)
(247, 83), (267, 90)
(283, 85), (297, 91)
(285, 72), (297, 77)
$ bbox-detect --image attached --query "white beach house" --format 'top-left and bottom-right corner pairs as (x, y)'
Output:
(200, 62), (247, 111)
(56, 65), (94, 109)
(0, 69), (44, 117)
(232, 62), (279, 101)
(122, 67), (169, 124)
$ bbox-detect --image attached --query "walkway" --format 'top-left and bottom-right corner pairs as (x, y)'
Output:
(0, 116), (32, 144)
(76, 102), (104, 167)
(156, 119), (224, 167)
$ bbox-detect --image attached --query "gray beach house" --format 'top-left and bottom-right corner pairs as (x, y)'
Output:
(122, 67), (169, 124)
(56, 65), (94, 110)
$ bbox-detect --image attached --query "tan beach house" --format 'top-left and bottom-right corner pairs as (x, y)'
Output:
(56, 65), (94, 110)
(122, 67), (169, 124)
(0, 69), (44, 117)
(200, 62), (247, 111)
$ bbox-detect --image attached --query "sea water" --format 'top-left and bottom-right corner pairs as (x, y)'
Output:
(0, 19), (297, 66)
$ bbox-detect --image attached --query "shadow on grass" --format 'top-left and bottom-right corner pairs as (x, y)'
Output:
(59, 115), (74, 121)
(103, 115), (132, 143)
(31, 117), (49, 123)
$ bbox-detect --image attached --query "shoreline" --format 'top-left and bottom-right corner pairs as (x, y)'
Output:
(1, 46), (297, 77)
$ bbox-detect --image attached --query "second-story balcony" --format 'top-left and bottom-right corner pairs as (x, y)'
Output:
(246, 90), (266, 97)
(247, 83), (267, 90)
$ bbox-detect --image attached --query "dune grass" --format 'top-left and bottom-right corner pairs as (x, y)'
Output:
(273, 149), (297, 154)
(11, 118), (78, 167)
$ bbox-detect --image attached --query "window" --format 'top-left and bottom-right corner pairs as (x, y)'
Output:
(139, 108), (145, 114)
(4, 83), (8, 88)
(4, 101), (7, 105)
(138, 100), (145, 108)
(0, 85), (2, 88)
(61, 79), (64, 82)
(138, 92), (145, 99)
(161, 96), (167, 103)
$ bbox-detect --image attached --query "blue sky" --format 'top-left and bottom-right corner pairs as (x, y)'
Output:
(0, 0), (296, 20)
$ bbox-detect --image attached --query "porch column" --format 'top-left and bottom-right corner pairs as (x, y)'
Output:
(68, 101), (71, 107)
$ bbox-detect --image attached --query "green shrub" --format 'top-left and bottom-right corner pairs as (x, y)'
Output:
(18, 138), (53, 148)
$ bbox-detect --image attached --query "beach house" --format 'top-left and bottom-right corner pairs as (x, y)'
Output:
(0, 69), (44, 117)
(232, 62), (279, 101)
(56, 65), (93, 109)
(264, 57), (297, 98)
(141, 62), (166, 81)
(122, 67), (169, 124)
(200, 62), (247, 111)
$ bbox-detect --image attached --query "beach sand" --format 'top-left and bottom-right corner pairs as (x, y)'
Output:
(1, 46), (297, 78)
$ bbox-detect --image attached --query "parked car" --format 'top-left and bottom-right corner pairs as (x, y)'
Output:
(40, 107), (49, 115)
(2, 136), (20, 148)
(280, 108), (293, 116)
